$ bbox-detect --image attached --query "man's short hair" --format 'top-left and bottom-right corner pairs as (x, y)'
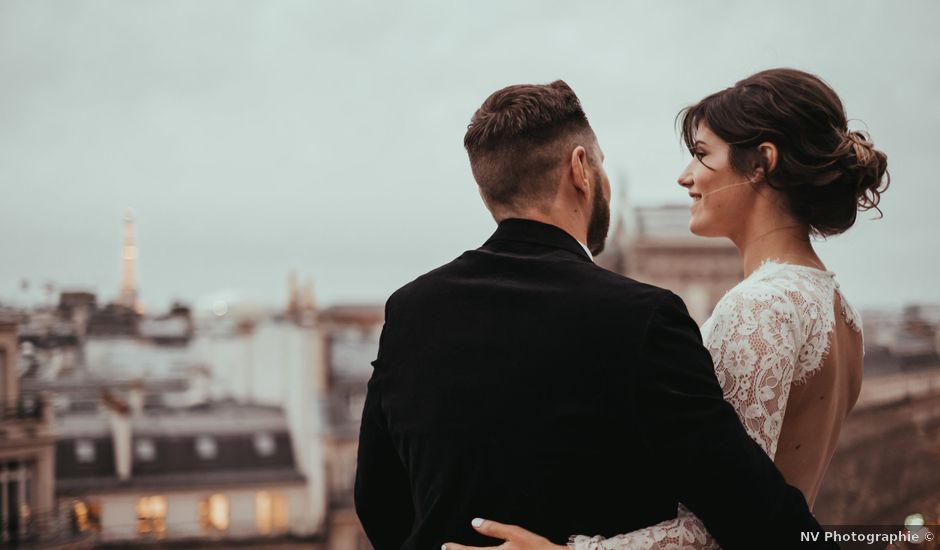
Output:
(464, 80), (595, 214)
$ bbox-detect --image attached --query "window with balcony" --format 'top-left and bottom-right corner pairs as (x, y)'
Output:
(136, 495), (166, 538)
(1, 460), (35, 542)
(72, 499), (101, 533)
(199, 493), (229, 533)
(256, 491), (288, 534)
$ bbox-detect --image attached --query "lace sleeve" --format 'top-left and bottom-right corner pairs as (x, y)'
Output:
(568, 288), (802, 550)
(569, 505), (718, 550)
(705, 285), (802, 460)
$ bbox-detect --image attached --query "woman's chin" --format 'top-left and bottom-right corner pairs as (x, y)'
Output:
(688, 219), (721, 238)
(688, 220), (707, 237)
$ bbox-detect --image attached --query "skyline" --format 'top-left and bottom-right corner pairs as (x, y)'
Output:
(2, 0), (938, 312)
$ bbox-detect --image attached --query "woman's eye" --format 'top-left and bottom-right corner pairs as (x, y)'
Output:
(692, 150), (705, 160)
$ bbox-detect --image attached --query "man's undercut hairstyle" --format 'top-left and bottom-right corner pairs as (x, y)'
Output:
(464, 80), (594, 214)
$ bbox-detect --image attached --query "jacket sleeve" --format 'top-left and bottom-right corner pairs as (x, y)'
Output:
(354, 314), (415, 549)
(569, 288), (814, 550)
(629, 292), (834, 550)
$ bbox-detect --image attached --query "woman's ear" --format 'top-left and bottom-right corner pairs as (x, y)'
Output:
(755, 142), (778, 179)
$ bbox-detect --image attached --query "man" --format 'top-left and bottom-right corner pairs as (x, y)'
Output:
(355, 80), (834, 549)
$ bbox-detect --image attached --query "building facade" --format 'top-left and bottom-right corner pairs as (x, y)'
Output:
(596, 204), (742, 324)
(316, 305), (384, 550)
(0, 318), (58, 545)
(56, 396), (317, 546)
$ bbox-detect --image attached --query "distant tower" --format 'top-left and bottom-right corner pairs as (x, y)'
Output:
(118, 209), (142, 313)
(287, 271), (317, 324)
(287, 271), (300, 319)
(301, 277), (316, 313)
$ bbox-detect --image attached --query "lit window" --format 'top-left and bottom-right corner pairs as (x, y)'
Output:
(75, 439), (95, 463)
(135, 438), (156, 461)
(137, 495), (167, 538)
(256, 491), (288, 534)
(253, 433), (276, 457)
(21, 502), (31, 526)
(72, 499), (101, 533)
(195, 436), (217, 459)
(199, 494), (229, 533)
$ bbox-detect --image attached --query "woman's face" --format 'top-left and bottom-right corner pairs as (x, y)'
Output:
(677, 123), (757, 239)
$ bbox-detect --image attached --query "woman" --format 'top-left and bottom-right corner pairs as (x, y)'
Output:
(445, 68), (889, 550)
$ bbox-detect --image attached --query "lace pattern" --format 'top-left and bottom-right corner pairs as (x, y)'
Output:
(569, 505), (718, 550)
(568, 261), (862, 550)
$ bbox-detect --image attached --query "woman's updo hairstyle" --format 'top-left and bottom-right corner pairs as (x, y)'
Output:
(679, 68), (889, 237)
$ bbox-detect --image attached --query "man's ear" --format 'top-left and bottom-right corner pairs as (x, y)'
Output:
(569, 146), (590, 197)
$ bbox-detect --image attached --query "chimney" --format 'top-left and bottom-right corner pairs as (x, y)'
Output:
(186, 365), (210, 406)
(101, 389), (132, 481)
(128, 380), (144, 417)
(0, 319), (20, 406)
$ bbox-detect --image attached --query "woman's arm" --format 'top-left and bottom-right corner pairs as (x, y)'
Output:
(569, 505), (718, 550)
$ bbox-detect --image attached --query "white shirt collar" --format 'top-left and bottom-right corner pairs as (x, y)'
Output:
(577, 240), (594, 262)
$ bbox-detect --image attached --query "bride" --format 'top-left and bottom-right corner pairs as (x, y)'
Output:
(444, 68), (889, 550)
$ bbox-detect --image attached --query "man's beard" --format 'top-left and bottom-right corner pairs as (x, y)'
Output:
(587, 180), (610, 255)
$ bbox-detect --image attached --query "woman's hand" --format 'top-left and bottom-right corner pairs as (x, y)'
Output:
(443, 518), (568, 550)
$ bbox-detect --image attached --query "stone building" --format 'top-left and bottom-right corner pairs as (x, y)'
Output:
(316, 305), (383, 550)
(56, 395), (316, 546)
(596, 204), (742, 324)
(0, 317), (58, 545)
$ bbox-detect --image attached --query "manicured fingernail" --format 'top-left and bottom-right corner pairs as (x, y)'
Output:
(441, 545), (447, 550)
(472, 517), (484, 528)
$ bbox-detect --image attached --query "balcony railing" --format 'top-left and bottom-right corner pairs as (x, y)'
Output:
(1, 508), (93, 547)
(0, 395), (44, 421)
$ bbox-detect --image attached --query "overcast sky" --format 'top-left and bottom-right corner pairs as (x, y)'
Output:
(1, 0), (937, 313)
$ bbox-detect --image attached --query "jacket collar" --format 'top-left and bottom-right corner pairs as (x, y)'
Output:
(482, 218), (593, 262)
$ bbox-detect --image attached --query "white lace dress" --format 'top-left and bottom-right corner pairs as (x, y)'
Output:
(570, 261), (862, 550)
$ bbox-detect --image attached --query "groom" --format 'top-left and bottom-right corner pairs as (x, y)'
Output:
(355, 80), (834, 549)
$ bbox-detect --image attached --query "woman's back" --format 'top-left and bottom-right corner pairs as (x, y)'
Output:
(702, 260), (864, 508)
(775, 286), (863, 507)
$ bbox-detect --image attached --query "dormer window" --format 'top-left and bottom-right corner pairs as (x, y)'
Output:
(196, 436), (217, 459)
(135, 438), (156, 462)
(75, 439), (96, 463)
(253, 433), (275, 457)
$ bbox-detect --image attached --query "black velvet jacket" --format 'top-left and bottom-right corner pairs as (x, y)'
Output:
(355, 218), (834, 550)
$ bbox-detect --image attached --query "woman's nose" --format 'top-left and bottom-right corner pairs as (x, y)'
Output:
(677, 168), (693, 188)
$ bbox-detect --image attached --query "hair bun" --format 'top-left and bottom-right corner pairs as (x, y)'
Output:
(843, 130), (877, 166)
(836, 129), (889, 213)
